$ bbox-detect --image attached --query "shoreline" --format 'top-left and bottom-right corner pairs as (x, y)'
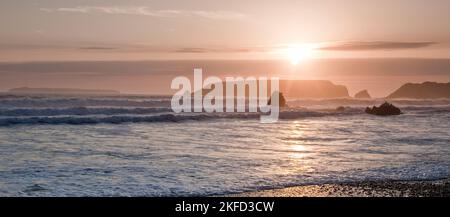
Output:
(227, 179), (450, 197)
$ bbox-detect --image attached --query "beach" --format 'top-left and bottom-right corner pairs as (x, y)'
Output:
(229, 179), (450, 197)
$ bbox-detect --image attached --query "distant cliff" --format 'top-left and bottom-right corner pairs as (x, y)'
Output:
(387, 82), (450, 99)
(279, 80), (349, 98)
(199, 80), (349, 98)
(9, 87), (120, 95)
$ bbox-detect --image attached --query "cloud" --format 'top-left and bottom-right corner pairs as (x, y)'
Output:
(174, 47), (258, 53)
(79, 46), (117, 50)
(174, 48), (209, 53)
(320, 41), (436, 51)
(2, 40), (438, 55)
(40, 6), (246, 20)
(174, 41), (439, 54)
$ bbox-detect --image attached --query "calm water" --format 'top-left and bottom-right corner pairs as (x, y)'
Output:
(0, 95), (449, 196)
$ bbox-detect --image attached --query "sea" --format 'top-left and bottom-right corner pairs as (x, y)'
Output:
(0, 94), (449, 196)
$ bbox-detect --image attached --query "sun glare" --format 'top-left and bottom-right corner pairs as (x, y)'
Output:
(281, 44), (316, 65)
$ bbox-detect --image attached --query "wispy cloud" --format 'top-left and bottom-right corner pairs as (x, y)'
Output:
(174, 47), (260, 53)
(2, 40), (438, 55)
(172, 41), (438, 53)
(79, 46), (117, 50)
(40, 6), (246, 20)
(171, 41), (438, 53)
(319, 41), (436, 51)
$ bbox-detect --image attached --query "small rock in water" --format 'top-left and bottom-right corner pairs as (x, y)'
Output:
(365, 102), (402, 116)
(268, 92), (287, 107)
(336, 106), (346, 112)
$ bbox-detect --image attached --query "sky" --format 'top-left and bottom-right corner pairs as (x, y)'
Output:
(0, 0), (449, 96)
(1, 0), (450, 61)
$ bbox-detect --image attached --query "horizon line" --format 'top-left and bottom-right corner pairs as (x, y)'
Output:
(2, 57), (450, 64)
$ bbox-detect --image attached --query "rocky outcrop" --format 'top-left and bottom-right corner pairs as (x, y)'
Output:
(335, 106), (347, 112)
(387, 82), (450, 99)
(268, 92), (287, 107)
(354, 90), (371, 98)
(365, 102), (402, 116)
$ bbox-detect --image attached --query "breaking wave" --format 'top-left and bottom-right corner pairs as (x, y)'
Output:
(0, 98), (171, 108)
(0, 110), (360, 126)
(0, 95), (448, 126)
(0, 107), (172, 117)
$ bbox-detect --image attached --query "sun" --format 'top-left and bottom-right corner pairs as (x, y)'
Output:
(281, 44), (316, 65)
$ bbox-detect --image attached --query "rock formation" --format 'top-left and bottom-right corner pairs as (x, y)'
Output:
(199, 80), (350, 99)
(354, 90), (371, 98)
(365, 102), (402, 116)
(279, 80), (349, 98)
(268, 92), (287, 107)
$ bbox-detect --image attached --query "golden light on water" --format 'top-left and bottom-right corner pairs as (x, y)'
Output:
(280, 121), (317, 174)
(287, 121), (310, 159)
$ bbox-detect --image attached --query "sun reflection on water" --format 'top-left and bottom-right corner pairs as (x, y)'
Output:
(286, 121), (311, 160)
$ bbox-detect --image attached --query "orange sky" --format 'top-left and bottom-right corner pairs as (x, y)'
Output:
(1, 0), (450, 61)
(0, 0), (449, 96)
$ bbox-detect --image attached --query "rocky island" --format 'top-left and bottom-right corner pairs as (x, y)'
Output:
(354, 90), (371, 98)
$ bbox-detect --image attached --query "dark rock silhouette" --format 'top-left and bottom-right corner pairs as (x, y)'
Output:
(335, 106), (346, 112)
(354, 90), (371, 98)
(387, 82), (450, 99)
(365, 102), (402, 116)
(279, 80), (349, 98)
(268, 92), (287, 107)
(199, 80), (349, 99)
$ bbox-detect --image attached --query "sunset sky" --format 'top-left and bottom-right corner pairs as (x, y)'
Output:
(0, 0), (449, 96)
(1, 0), (450, 61)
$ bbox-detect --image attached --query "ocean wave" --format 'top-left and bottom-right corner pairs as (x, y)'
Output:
(0, 114), (208, 126)
(2, 96), (450, 109)
(0, 98), (171, 108)
(289, 98), (450, 107)
(0, 107), (172, 117)
(0, 103), (447, 126)
(0, 110), (360, 126)
(402, 106), (450, 114)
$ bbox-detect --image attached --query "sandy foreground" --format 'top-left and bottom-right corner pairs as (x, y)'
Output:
(227, 179), (449, 197)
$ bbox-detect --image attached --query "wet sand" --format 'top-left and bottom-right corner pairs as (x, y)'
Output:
(229, 179), (449, 197)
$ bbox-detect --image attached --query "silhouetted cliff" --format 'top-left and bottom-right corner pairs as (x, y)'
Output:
(199, 80), (349, 99)
(279, 80), (349, 98)
(387, 82), (450, 99)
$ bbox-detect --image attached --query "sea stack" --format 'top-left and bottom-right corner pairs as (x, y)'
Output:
(268, 92), (287, 107)
(365, 102), (402, 116)
(354, 90), (371, 99)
